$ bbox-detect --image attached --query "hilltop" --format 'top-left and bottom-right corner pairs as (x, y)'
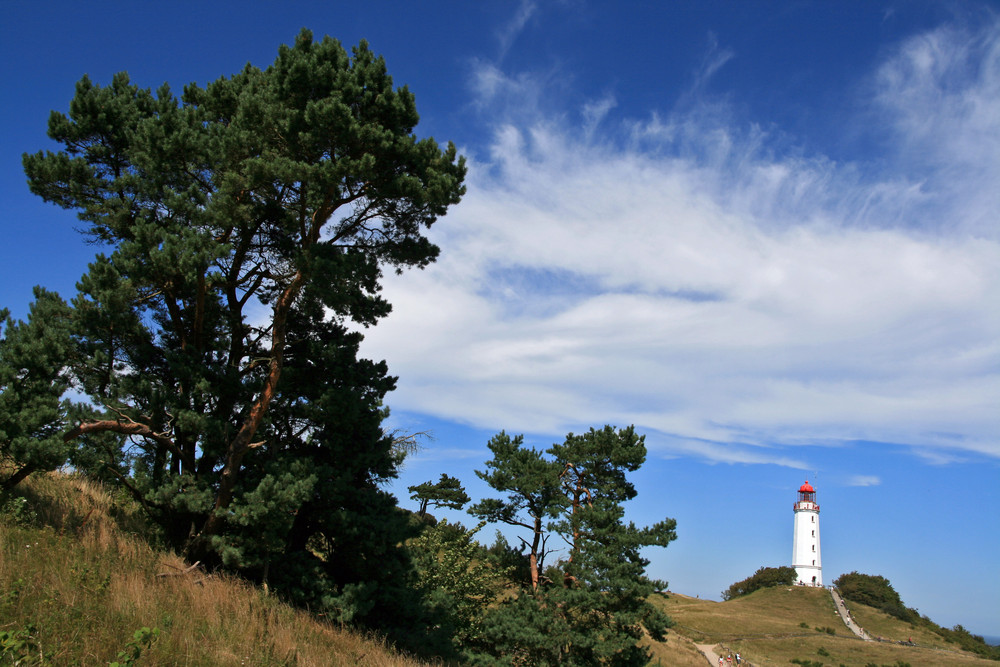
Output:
(651, 586), (998, 666)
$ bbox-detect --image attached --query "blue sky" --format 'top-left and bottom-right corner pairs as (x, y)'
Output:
(2, 1), (998, 637)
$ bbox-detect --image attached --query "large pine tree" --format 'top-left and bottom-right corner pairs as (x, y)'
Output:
(21, 29), (465, 633)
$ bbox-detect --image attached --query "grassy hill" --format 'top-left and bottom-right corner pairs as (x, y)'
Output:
(0, 473), (429, 666)
(652, 587), (997, 666)
(2, 473), (994, 666)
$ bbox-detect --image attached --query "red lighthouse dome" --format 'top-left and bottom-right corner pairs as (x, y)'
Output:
(796, 480), (817, 505)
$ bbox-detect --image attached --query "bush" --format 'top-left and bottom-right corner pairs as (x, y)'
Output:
(722, 566), (797, 600)
(833, 572), (921, 623)
(833, 572), (902, 609)
(934, 624), (1000, 660)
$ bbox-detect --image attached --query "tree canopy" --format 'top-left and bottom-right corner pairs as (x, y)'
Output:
(409, 472), (470, 518)
(18, 28), (465, 638)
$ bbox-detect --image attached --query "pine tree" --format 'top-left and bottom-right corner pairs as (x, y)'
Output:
(21, 29), (465, 639)
(468, 431), (564, 590)
(0, 288), (75, 491)
(409, 473), (471, 517)
(469, 426), (677, 666)
(547, 425), (677, 665)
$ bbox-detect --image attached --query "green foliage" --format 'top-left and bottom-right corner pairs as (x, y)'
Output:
(484, 531), (532, 584)
(817, 646), (830, 656)
(407, 519), (512, 656)
(108, 627), (159, 667)
(0, 625), (40, 665)
(933, 624), (1000, 660)
(0, 496), (37, 526)
(0, 288), (75, 491)
(833, 572), (917, 622)
(20, 28), (465, 650)
(467, 426), (678, 666)
(834, 571), (901, 609)
(408, 473), (470, 517)
(721, 565), (797, 600)
(790, 659), (824, 667)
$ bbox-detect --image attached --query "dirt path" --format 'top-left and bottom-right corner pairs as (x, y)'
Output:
(830, 587), (872, 641)
(695, 643), (722, 665)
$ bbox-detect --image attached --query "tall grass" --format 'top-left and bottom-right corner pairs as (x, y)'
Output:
(1, 473), (432, 666)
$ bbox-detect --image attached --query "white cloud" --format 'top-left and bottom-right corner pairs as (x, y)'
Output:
(582, 94), (617, 139)
(871, 14), (1000, 237)
(496, 0), (537, 63)
(847, 475), (881, 487)
(360, 19), (1000, 467)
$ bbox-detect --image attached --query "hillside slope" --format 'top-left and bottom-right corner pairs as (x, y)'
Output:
(654, 587), (996, 666)
(5, 472), (993, 666)
(0, 473), (429, 666)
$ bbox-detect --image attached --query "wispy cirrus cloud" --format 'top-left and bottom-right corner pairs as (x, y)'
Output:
(871, 14), (1000, 237)
(847, 475), (881, 487)
(362, 17), (1000, 468)
(496, 0), (537, 63)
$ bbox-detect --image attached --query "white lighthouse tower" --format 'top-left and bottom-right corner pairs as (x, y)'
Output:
(792, 480), (822, 586)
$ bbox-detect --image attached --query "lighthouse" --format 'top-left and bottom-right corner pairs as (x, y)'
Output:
(792, 480), (822, 586)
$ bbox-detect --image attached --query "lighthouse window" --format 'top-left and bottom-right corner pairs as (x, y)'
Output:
(812, 545), (815, 551)
(811, 530), (814, 537)
(812, 560), (815, 566)
(811, 516), (814, 523)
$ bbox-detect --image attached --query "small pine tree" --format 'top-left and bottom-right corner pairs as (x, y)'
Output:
(468, 426), (678, 666)
(0, 288), (75, 491)
(409, 473), (470, 517)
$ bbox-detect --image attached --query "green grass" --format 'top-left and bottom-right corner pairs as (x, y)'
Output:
(1, 473), (432, 666)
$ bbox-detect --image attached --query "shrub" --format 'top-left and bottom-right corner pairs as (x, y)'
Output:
(833, 572), (902, 609)
(722, 566), (797, 600)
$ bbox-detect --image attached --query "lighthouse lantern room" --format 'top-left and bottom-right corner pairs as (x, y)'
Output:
(792, 480), (822, 586)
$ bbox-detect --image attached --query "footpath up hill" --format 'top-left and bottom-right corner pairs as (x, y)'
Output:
(0, 473), (430, 666)
(653, 587), (997, 666)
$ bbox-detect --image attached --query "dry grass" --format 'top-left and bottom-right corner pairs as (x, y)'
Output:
(1, 473), (433, 666)
(8, 474), (992, 666)
(641, 626), (712, 666)
(654, 587), (997, 667)
(844, 601), (951, 648)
